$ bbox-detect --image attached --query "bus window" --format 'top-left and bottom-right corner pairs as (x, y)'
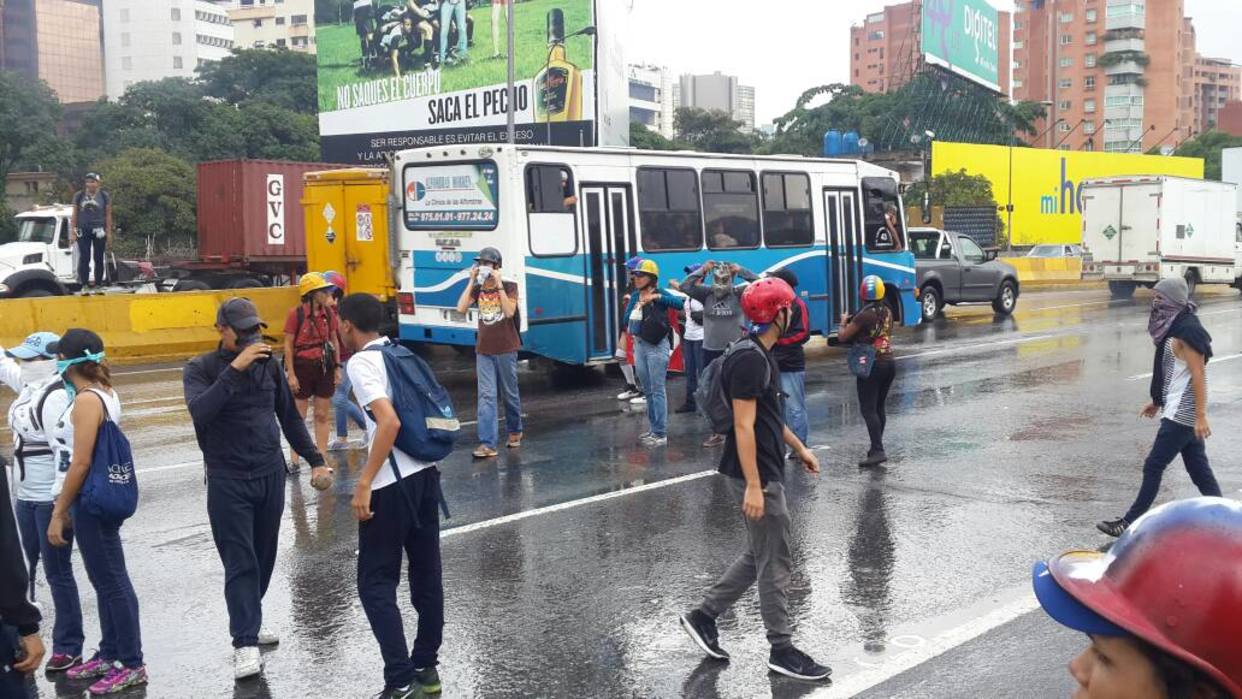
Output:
(761, 172), (813, 247)
(703, 169), (759, 250)
(526, 164), (577, 257)
(861, 176), (905, 252)
(638, 167), (702, 251)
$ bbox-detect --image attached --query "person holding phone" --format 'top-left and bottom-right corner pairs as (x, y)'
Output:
(184, 298), (330, 680)
(456, 247), (523, 459)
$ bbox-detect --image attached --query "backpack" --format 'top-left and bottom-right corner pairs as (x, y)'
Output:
(293, 305), (339, 371)
(695, 337), (770, 435)
(363, 342), (459, 463)
(77, 390), (138, 525)
(847, 303), (891, 379)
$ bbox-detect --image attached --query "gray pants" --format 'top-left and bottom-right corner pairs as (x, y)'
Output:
(699, 477), (793, 647)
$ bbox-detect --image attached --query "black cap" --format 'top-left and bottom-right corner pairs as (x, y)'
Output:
(216, 297), (265, 330)
(474, 247), (503, 266)
(769, 268), (799, 289)
(48, 328), (104, 359)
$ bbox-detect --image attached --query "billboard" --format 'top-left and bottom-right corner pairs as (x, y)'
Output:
(317, 0), (608, 163)
(921, 0), (1001, 92)
(932, 142), (1205, 246)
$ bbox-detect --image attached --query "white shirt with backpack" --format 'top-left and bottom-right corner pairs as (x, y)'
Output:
(47, 387), (121, 499)
(348, 337), (435, 491)
(4, 370), (71, 502)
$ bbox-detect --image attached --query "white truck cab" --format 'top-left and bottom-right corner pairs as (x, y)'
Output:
(0, 204), (78, 297)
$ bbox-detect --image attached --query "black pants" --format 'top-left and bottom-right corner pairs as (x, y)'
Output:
(1122, 419), (1222, 522)
(857, 361), (897, 453)
(207, 469), (286, 648)
(358, 468), (444, 689)
(77, 231), (106, 286)
(1, 624), (35, 698)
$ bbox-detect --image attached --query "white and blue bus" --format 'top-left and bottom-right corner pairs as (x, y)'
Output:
(391, 145), (918, 365)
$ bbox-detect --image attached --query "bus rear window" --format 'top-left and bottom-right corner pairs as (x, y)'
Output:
(402, 161), (499, 231)
(638, 168), (703, 251)
(861, 176), (904, 252)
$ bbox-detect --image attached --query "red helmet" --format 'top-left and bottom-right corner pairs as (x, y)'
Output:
(1034, 497), (1242, 696)
(741, 277), (795, 326)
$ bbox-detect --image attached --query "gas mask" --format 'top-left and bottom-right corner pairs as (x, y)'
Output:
(711, 266), (733, 299)
(476, 266), (494, 285)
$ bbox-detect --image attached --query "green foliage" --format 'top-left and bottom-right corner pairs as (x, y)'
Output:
(0, 201), (16, 245)
(197, 49), (318, 113)
(673, 108), (759, 154)
(905, 169), (998, 208)
(1098, 50), (1149, 68)
(91, 148), (197, 255)
(1173, 130), (1242, 181)
(0, 70), (69, 188)
(629, 122), (681, 151)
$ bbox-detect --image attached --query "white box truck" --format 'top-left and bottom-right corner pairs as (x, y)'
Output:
(1080, 176), (1242, 299)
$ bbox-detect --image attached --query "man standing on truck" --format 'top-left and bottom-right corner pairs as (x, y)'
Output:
(70, 172), (111, 293)
(1097, 277), (1224, 538)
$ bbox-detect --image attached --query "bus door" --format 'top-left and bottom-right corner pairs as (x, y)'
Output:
(824, 188), (863, 327)
(580, 184), (637, 360)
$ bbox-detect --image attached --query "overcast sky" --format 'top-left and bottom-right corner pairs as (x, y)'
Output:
(626, 0), (1240, 126)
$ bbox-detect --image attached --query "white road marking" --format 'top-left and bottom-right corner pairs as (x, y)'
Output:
(1127, 352), (1242, 380)
(440, 470), (717, 538)
(810, 591), (1041, 698)
(114, 367), (182, 377)
(896, 333), (1065, 362)
(1023, 299), (1116, 313)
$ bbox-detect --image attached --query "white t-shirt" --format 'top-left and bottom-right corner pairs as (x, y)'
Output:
(48, 387), (122, 498)
(683, 297), (704, 342)
(347, 338), (435, 491)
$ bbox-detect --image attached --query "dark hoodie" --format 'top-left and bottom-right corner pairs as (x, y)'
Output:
(0, 459), (40, 637)
(1150, 311), (1212, 407)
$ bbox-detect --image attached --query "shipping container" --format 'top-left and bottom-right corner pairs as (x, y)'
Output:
(196, 160), (347, 268)
(302, 168), (395, 300)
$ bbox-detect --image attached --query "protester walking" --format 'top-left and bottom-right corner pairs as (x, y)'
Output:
(616, 257), (646, 404)
(284, 272), (341, 468)
(338, 293), (450, 699)
(679, 277), (831, 682)
(70, 172), (112, 292)
(45, 329), (148, 695)
(622, 260), (683, 446)
(455, 247), (523, 459)
(682, 261), (758, 447)
(184, 298), (331, 679)
(1, 332), (83, 673)
(838, 276), (896, 467)
(324, 271), (366, 450)
(1, 454), (46, 697)
(1035, 497), (1240, 697)
(670, 266), (705, 414)
(768, 269), (810, 449)
(1098, 277), (1222, 538)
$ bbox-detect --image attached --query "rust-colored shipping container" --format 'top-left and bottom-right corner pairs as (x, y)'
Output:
(196, 160), (347, 269)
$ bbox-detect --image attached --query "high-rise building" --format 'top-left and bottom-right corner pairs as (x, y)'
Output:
(0, 0), (105, 105)
(849, 1), (1011, 96)
(1013, 0), (1199, 153)
(221, 0), (315, 53)
(101, 0), (235, 100)
(628, 64), (675, 139)
(1191, 56), (1241, 134)
(677, 72), (755, 132)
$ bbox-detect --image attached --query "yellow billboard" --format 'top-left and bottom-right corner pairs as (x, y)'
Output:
(931, 142), (1204, 246)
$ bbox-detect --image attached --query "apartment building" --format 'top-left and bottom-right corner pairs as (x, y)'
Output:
(628, 64), (675, 139)
(677, 72), (756, 132)
(0, 0), (105, 104)
(222, 0), (315, 53)
(849, 1), (1012, 96)
(101, 0), (235, 99)
(1192, 56), (1241, 133)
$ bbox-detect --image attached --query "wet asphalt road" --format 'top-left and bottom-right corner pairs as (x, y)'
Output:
(7, 286), (1242, 698)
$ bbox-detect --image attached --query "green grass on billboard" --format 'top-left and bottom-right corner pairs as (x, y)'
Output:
(317, 0), (594, 113)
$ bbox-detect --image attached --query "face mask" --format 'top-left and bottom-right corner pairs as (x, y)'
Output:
(20, 360), (56, 386)
(57, 351), (105, 400)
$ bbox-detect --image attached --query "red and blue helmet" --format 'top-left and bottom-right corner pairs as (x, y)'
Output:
(626, 256), (644, 273)
(859, 275), (885, 302)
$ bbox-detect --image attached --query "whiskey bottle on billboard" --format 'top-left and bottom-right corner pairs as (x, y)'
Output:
(534, 8), (583, 123)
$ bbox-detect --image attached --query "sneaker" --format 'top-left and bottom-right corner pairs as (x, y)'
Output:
(506, 432), (523, 448)
(674, 404), (696, 414)
(616, 386), (641, 401)
(46, 653), (82, 672)
(637, 431), (653, 441)
(257, 627), (280, 646)
(629, 395), (647, 406)
(88, 663), (148, 695)
(67, 654), (112, 680)
(641, 434), (667, 447)
(373, 684), (421, 699)
(702, 434), (725, 448)
(679, 610), (730, 661)
(768, 645), (832, 681)
(234, 646), (263, 679)
(472, 445), (499, 459)
(414, 667), (442, 694)
(327, 438), (350, 451)
(858, 450), (888, 467)
(1097, 518), (1130, 538)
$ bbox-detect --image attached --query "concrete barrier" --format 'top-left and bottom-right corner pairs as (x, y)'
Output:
(1000, 257), (1083, 283)
(0, 287), (300, 364)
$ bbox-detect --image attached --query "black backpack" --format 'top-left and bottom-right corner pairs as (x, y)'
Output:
(695, 337), (770, 434)
(637, 302), (672, 345)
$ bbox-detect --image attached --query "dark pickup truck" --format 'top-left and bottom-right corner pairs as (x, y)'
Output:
(909, 227), (1020, 322)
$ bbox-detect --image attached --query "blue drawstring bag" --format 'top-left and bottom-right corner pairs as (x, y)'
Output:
(79, 414), (138, 524)
(848, 342), (877, 379)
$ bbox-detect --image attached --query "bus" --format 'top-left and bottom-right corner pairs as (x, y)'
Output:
(391, 145), (918, 365)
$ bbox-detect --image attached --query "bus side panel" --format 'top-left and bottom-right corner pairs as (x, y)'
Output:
(862, 251), (920, 327)
(523, 255), (589, 364)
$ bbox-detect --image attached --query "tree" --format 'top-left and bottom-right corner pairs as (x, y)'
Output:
(237, 101), (321, 161)
(1171, 130), (1242, 181)
(0, 70), (70, 191)
(629, 122), (681, 151)
(674, 108), (758, 154)
(197, 49), (318, 113)
(905, 169), (999, 208)
(91, 148), (197, 255)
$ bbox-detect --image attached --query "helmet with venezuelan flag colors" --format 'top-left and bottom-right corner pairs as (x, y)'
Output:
(859, 275), (885, 302)
(322, 270), (347, 294)
(635, 259), (660, 278)
(626, 256), (644, 272)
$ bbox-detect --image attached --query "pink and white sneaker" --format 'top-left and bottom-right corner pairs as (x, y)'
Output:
(66, 654), (112, 680)
(88, 662), (148, 695)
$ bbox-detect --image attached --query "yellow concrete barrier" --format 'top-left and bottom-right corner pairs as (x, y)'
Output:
(1000, 257), (1083, 283)
(0, 287), (300, 364)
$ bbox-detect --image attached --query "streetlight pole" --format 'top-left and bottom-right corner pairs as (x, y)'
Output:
(505, 1), (516, 145)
